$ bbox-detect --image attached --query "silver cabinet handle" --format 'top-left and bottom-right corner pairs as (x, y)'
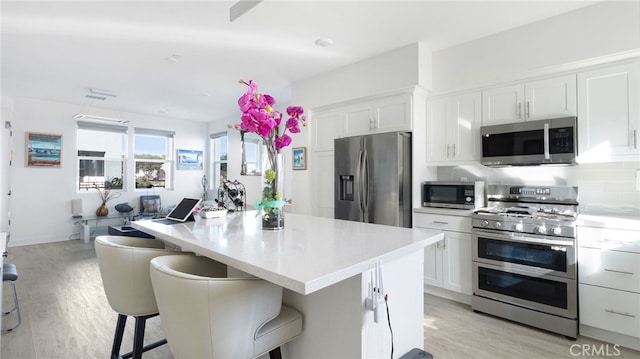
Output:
(517, 102), (522, 118)
(446, 144), (451, 158)
(604, 268), (634, 275)
(452, 144), (456, 157)
(526, 101), (531, 118)
(432, 221), (449, 225)
(605, 309), (636, 318)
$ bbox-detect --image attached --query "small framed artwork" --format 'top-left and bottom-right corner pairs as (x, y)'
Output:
(177, 149), (203, 170)
(26, 132), (62, 168)
(292, 147), (306, 170)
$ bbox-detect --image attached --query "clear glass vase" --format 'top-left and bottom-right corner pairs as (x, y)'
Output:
(260, 152), (285, 230)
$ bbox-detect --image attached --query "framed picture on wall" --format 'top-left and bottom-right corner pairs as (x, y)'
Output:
(177, 149), (203, 170)
(292, 147), (306, 170)
(25, 132), (62, 168)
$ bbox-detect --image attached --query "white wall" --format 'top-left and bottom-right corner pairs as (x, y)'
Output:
(0, 101), (13, 235)
(293, 42), (425, 109)
(432, 0), (640, 92)
(8, 97), (208, 246)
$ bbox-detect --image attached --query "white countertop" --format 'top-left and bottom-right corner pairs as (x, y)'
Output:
(577, 213), (640, 231)
(132, 211), (443, 295)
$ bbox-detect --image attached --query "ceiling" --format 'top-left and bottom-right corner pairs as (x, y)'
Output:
(1, 0), (599, 123)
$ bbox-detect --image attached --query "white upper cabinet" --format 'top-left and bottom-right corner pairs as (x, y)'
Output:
(343, 94), (411, 136)
(312, 108), (344, 151)
(374, 94), (412, 133)
(482, 75), (577, 126)
(426, 91), (481, 164)
(343, 102), (373, 135)
(481, 84), (524, 126)
(525, 75), (577, 120)
(577, 61), (640, 162)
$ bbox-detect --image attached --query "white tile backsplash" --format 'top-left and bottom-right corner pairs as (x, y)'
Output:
(436, 162), (640, 216)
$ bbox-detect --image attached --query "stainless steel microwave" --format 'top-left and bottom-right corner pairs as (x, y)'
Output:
(481, 117), (577, 167)
(421, 181), (485, 210)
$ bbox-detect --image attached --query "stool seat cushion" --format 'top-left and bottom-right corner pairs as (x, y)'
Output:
(3, 264), (18, 282)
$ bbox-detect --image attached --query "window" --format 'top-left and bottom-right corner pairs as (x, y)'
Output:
(210, 132), (228, 188)
(134, 128), (174, 189)
(241, 131), (264, 175)
(77, 122), (127, 191)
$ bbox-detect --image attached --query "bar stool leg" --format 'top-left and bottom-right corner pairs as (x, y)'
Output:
(2, 280), (22, 333)
(111, 314), (127, 359)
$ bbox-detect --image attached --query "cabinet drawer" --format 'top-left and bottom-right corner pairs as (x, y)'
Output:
(579, 247), (640, 293)
(579, 284), (640, 338)
(578, 226), (640, 253)
(414, 213), (471, 233)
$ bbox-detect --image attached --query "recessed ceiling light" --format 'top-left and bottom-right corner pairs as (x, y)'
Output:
(164, 54), (181, 64)
(315, 38), (333, 47)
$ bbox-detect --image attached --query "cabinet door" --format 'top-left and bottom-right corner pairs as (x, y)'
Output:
(344, 102), (374, 136)
(450, 92), (481, 162)
(312, 151), (334, 218)
(426, 97), (450, 162)
(374, 94), (412, 133)
(423, 240), (443, 287)
(482, 84), (525, 126)
(442, 232), (472, 295)
(312, 109), (343, 151)
(525, 74), (577, 120)
(578, 61), (640, 161)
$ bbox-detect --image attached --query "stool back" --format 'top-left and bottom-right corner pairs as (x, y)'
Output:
(150, 255), (283, 358)
(95, 235), (190, 316)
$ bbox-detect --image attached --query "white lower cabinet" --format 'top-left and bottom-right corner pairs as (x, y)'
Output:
(578, 224), (640, 350)
(415, 211), (472, 296)
(579, 284), (640, 338)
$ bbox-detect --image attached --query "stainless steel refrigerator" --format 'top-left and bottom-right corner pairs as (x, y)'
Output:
(334, 131), (412, 228)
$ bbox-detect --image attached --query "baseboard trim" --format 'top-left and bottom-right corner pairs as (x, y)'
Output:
(580, 324), (640, 352)
(423, 285), (471, 305)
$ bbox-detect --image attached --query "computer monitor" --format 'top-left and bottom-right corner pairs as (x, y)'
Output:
(165, 198), (201, 222)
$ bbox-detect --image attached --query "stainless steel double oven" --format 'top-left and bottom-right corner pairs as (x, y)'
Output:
(471, 185), (579, 338)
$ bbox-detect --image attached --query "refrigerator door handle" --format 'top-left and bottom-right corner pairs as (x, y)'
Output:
(361, 150), (369, 221)
(357, 150), (364, 220)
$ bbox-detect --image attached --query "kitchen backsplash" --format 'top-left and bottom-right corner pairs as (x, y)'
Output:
(436, 162), (640, 217)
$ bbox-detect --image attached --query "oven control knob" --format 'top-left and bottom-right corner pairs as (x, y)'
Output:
(513, 223), (524, 232)
(552, 227), (562, 236)
(536, 226), (547, 234)
(494, 222), (502, 229)
(481, 220), (489, 227)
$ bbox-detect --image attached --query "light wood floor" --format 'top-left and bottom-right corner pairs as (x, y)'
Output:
(2, 239), (639, 359)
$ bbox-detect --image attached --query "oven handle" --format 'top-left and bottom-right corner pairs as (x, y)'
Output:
(473, 228), (574, 247)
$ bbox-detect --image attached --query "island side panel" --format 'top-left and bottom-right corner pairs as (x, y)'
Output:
(282, 248), (425, 358)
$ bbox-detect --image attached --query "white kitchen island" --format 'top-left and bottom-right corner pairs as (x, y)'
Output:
(132, 211), (443, 358)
